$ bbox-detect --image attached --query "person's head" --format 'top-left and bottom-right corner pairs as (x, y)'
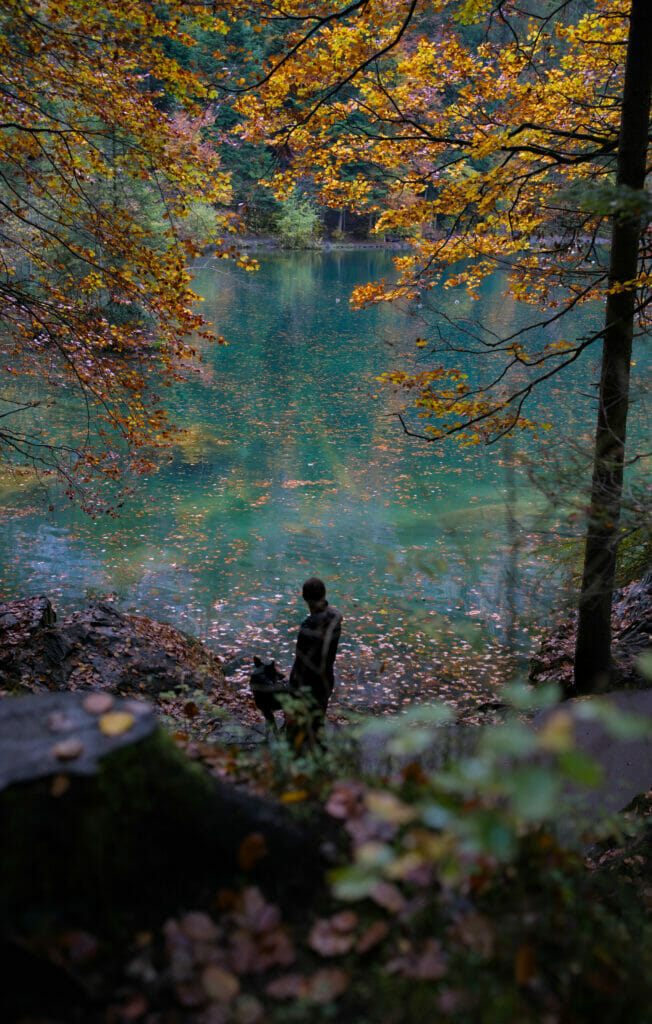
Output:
(302, 576), (326, 610)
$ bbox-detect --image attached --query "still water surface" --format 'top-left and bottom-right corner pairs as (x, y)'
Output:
(1, 251), (644, 708)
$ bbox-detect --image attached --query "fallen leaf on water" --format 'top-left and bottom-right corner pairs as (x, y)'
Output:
(99, 711), (135, 736)
(201, 964), (240, 1003)
(82, 693), (115, 714)
(52, 738), (84, 760)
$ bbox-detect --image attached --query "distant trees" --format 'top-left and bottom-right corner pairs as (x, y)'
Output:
(231, 0), (651, 691)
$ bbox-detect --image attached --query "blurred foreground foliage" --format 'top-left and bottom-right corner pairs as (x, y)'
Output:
(11, 682), (651, 1023)
(129, 681), (652, 1024)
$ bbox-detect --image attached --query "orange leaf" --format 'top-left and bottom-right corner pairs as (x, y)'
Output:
(237, 832), (268, 872)
(515, 943), (536, 985)
(50, 774), (71, 796)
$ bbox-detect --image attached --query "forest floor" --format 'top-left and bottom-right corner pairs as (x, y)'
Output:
(1, 588), (651, 1024)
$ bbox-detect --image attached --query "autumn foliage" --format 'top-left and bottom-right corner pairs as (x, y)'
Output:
(0, 0), (243, 509)
(234, 0), (650, 442)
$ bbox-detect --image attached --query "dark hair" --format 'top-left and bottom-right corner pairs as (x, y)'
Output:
(302, 577), (326, 602)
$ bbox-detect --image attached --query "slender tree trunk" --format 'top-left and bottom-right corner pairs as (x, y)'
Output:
(573, 0), (652, 693)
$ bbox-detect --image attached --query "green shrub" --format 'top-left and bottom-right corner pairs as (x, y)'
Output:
(275, 195), (322, 248)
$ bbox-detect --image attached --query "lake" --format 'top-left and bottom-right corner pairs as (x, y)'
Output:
(1, 250), (648, 711)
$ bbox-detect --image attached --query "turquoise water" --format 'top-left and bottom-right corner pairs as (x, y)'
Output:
(1, 251), (647, 709)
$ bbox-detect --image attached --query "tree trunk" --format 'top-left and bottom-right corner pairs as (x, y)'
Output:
(574, 0), (652, 693)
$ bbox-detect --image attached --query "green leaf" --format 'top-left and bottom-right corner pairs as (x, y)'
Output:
(401, 704), (456, 726)
(480, 720), (538, 757)
(388, 728), (433, 756)
(479, 817), (517, 860)
(501, 681), (561, 711)
(509, 765), (559, 821)
(420, 803), (453, 829)
(636, 651), (652, 681)
(557, 750), (603, 787)
(329, 866), (378, 901)
(574, 700), (652, 739)
(355, 702), (454, 743)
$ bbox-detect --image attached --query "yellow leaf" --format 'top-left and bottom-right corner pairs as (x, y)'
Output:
(99, 711), (135, 736)
(538, 710), (574, 752)
(365, 791), (416, 824)
(280, 789), (309, 803)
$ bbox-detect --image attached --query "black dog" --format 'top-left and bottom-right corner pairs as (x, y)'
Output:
(250, 656), (292, 735)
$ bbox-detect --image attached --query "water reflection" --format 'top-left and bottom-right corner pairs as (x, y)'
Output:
(0, 251), (646, 708)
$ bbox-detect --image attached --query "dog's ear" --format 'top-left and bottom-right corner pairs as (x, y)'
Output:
(253, 655), (263, 667)
(270, 660), (276, 670)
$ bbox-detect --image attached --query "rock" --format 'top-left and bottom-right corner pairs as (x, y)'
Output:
(0, 594), (56, 636)
(529, 573), (652, 693)
(0, 693), (326, 935)
(0, 691), (154, 790)
(0, 598), (225, 698)
(532, 689), (652, 832)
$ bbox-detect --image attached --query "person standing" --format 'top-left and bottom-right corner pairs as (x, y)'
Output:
(289, 577), (342, 741)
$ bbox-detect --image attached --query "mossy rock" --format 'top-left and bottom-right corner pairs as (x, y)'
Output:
(0, 693), (324, 935)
